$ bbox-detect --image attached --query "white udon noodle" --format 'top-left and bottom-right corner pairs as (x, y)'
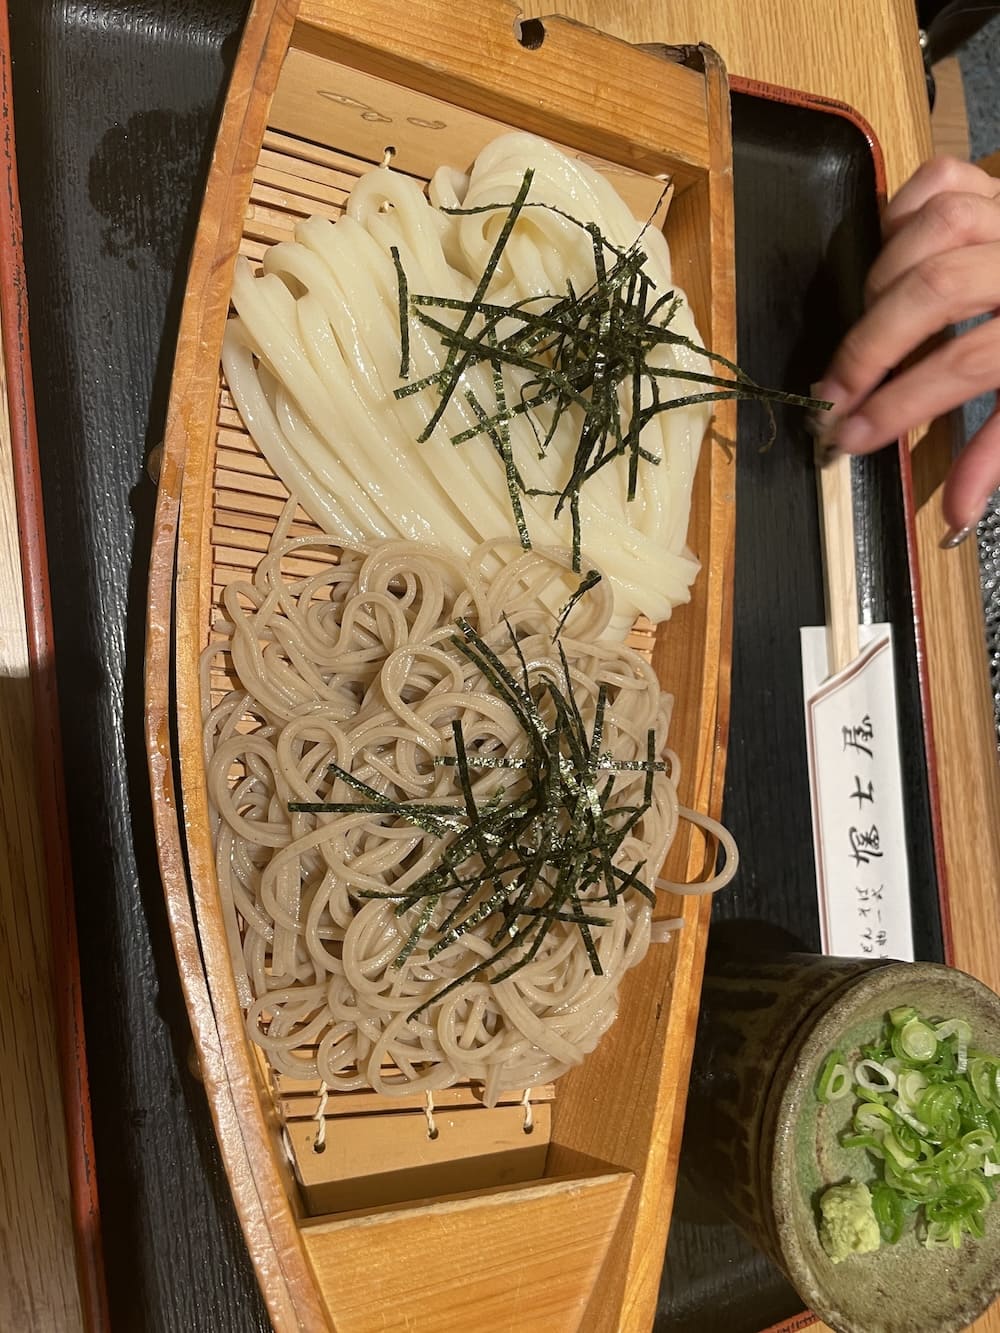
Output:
(222, 132), (712, 640)
(204, 507), (736, 1104)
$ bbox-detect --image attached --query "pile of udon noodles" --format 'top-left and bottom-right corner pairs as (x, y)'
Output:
(222, 132), (712, 641)
(208, 133), (735, 1104)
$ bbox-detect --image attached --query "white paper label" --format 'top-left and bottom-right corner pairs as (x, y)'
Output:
(800, 625), (914, 961)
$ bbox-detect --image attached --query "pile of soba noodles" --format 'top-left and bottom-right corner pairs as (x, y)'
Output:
(205, 520), (724, 1101)
(209, 133), (735, 1102)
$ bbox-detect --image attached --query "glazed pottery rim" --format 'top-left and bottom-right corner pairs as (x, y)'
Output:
(768, 960), (1000, 1333)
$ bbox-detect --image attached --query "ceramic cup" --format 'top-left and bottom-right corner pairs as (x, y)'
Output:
(684, 954), (1000, 1333)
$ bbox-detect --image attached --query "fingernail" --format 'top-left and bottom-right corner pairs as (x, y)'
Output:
(833, 415), (873, 453)
(810, 379), (847, 410)
(939, 523), (975, 549)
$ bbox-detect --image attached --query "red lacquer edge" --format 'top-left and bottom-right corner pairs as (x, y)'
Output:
(0, 0), (110, 1327)
(729, 73), (953, 1333)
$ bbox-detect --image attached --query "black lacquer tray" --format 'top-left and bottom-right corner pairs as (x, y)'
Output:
(7, 5), (943, 1329)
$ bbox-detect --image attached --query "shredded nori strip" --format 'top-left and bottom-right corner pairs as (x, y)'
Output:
(391, 172), (831, 567)
(290, 616), (665, 1018)
(389, 245), (410, 379)
(413, 169), (534, 442)
(554, 568), (602, 639)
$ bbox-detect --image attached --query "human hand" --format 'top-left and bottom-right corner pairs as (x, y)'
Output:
(812, 156), (1000, 547)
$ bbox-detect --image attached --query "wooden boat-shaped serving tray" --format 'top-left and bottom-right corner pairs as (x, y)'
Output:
(145, 2), (735, 1329)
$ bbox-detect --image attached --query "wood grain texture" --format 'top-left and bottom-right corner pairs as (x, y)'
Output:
(931, 58), (971, 161)
(817, 453), (860, 673)
(287, 1104), (552, 1216)
(293, 0), (710, 184)
(148, 3), (735, 1330)
(0, 246), (84, 1333)
(301, 1172), (634, 1333)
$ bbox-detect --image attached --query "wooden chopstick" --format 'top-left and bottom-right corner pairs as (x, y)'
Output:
(816, 450), (860, 674)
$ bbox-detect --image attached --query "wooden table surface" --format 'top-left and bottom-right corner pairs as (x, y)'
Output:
(2, 0), (998, 1330)
(0, 315), (83, 1333)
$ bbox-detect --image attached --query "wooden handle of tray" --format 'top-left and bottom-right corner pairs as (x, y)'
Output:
(817, 451), (859, 674)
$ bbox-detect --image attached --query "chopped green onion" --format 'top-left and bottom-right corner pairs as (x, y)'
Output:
(856, 1059), (897, 1092)
(893, 1122), (922, 1157)
(918, 1084), (963, 1140)
(856, 1085), (887, 1106)
(897, 1017), (939, 1064)
(855, 1103), (893, 1133)
(815, 1005), (1000, 1253)
(896, 1069), (929, 1108)
(889, 1005), (919, 1028)
(969, 1057), (996, 1108)
(871, 1180), (906, 1243)
(961, 1130), (996, 1159)
(883, 1131), (918, 1171)
(817, 1049), (851, 1102)
(935, 1019), (972, 1044)
(925, 1219), (963, 1249)
(892, 1102), (932, 1138)
(840, 1131), (885, 1155)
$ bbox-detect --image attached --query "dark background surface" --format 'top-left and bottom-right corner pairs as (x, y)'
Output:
(7, 5), (943, 1329)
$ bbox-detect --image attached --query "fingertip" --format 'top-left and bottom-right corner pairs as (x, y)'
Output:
(940, 408), (1000, 536)
(831, 415), (876, 454)
(939, 523), (976, 550)
(810, 378), (848, 414)
(882, 155), (1000, 241)
(940, 488), (987, 541)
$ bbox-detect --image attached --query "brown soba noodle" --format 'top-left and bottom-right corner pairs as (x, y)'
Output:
(203, 502), (735, 1104)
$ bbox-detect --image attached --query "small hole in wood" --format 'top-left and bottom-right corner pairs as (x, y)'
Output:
(312, 1140), (327, 1155)
(523, 1122), (535, 1136)
(427, 1126), (440, 1141)
(514, 17), (545, 49)
(146, 442), (163, 485)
